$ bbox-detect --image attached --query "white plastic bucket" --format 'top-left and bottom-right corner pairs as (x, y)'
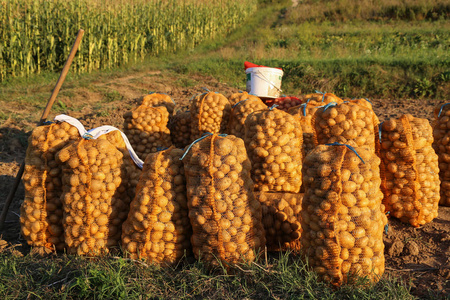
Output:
(246, 67), (283, 99)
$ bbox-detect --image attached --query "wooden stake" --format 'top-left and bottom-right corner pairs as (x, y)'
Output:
(0, 29), (85, 232)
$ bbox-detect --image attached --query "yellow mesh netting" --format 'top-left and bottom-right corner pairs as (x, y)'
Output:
(228, 98), (267, 139)
(228, 91), (261, 106)
(245, 108), (303, 193)
(432, 103), (450, 206)
(183, 134), (266, 267)
(256, 192), (303, 252)
(379, 115), (440, 227)
(122, 147), (191, 265)
(301, 144), (386, 287)
(57, 138), (124, 256)
(288, 100), (323, 159)
(141, 93), (175, 115)
(20, 122), (80, 252)
(169, 111), (192, 148)
(312, 102), (379, 152)
(189, 92), (231, 141)
(123, 105), (172, 161)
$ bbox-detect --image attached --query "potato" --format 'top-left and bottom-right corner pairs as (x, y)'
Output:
(140, 93), (175, 115)
(168, 111), (191, 148)
(228, 91), (261, 106)
(123, 105), (172, 161)
(121, 147), (191, 264)
(313, 102), (378, 152)
(266, 96), (302, 112)
(301, 144), (386, 287)
(245, 108), (303, 192)
(228, 99), (267, 139)
(190, 92), (231, 140)
(20, 121), (81, 253)
(57, 138), (124, 256)
(257, 192), (303, 252)
(432, 103), (450, 206)
(379, 115), (440, 227)
(182, 134), (265, 267)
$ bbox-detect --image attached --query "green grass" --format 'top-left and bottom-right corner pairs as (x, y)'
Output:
(0, 250), (417, 299)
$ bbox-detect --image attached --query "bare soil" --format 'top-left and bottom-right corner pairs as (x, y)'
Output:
(0, 70), (449, 298)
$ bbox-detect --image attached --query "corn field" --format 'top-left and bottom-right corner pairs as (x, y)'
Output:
(0, 0), (258, 81)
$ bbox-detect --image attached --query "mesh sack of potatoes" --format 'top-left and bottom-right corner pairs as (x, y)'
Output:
(432, 103), (450, 206)
(20, 121), (81, 252)
(256, 192), (303, 252)
(182, 133), (266, 266)
(228, 91), (261, 106)
(168, 110), (192, 148)
(312, 102), (379, 152)
(122, 147), (191, 264)
(379, 115), (440, 227)
(288, 100), (325, 159)
(141, 93), (175, 115)
(227, 98), (267, 139)
(123, 105), (172, 161)
(244, 107), (303, 192)
(301, 144), (386, 287)
(190, 92), (232, 141)
(57, 138), (125, 256)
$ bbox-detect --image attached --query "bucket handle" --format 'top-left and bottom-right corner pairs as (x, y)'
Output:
(253, 70), (283, 94)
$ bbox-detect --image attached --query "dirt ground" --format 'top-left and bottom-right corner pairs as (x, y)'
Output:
(0, 71), (449, 298)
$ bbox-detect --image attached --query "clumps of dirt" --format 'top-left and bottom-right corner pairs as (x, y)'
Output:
(383, 207), (450, 297)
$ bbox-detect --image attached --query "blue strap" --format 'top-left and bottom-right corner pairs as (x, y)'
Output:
(364, 98), (372, 104)
(41, 121), (54, 126)
(322, 102), (337, 111)
(384, 224), (389, 234)
(180, 132), (228, 161)
(438, 103), (450, 118)
(378, 121), (384, 143)
(315, 90), (326, 102)
(202, 87), (210, 92)
(325, 142), (365, 164)
(82, 133), (94, 140)
(269, 104), (279, 110)
(299, 103), (307, 116)
(233, 99), (249, 108)
(189, 92), (207, 102)
(157, 147), (169, 152)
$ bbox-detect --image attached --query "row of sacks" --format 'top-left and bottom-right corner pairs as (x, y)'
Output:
(20, 113), (386, 287)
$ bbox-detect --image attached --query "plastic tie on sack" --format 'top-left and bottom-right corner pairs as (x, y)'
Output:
(189, 92), (207, 102)
(233, 99), (249, 108)
(299, 103), (308, 116)
(438, 103), (450, 118)
(82, 133), (94, 140)
(41, 120), (54, 126)
(202, 87), (210, 92)
(314, 90), (326, 102)
(180, 132), (227, 161)
(87, 125), (144, 169)
(322, 102), (337, 112)
(364, 98), (372, 104)
(378, 121), (384, 143)
(157, 147), (169, 152)
(269, 104), (279, 110)
(384, 224), (389, 235)
(325, 142), (365, 164)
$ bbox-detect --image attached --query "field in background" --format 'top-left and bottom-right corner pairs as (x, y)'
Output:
(0, 0), (257, 81)
(175, 0), (450, 99)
